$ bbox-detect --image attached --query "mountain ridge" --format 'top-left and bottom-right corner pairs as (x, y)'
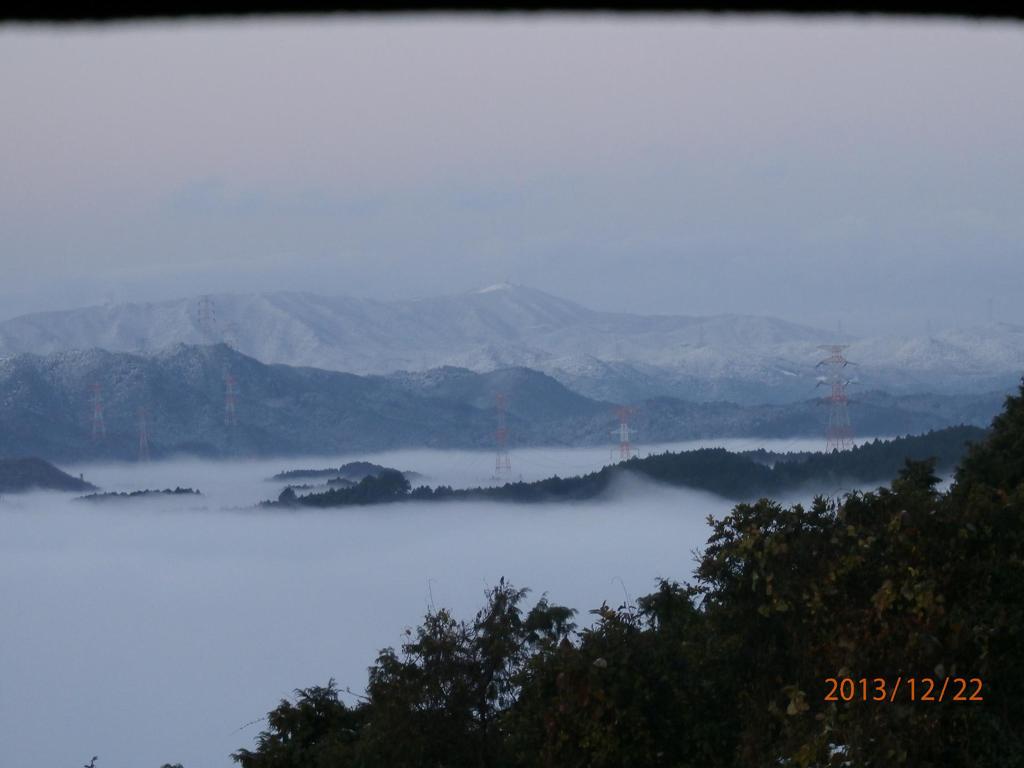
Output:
(0, 344), (1008, 462)
(4, 285), (1018, 405)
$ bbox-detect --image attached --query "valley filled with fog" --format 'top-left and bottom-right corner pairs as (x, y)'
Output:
(0, 438), (860, 768)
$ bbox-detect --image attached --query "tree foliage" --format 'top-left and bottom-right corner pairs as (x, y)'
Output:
(233, 680), (364, 768)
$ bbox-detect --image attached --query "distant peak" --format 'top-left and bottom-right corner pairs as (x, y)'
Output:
(475, 282), (518, 294)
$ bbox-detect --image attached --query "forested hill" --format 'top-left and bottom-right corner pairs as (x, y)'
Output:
(0, 344), (1005, 462)
(273, 424), (987, 508)
(0, 457), (96, 494)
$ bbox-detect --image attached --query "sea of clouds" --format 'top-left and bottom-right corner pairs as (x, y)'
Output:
(1, 437), (855, 768)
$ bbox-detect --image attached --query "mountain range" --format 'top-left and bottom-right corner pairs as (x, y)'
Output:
(0, 344), (1007, 462)
(1, 284), (1021, 405)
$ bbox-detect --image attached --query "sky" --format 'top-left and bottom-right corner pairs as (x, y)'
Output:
(1, 14), (1022, 335)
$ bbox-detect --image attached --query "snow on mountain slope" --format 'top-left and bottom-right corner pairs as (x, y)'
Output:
(0, 285), (1019, 403)
(0, 284), (833, 370)
(848, 324), (1024, 374)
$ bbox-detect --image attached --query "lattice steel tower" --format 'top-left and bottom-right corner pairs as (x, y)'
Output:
(493, 392), (512, 478)
(90, 383), (106, 442)
(224, 371), (238, 427)
(817, 345), (854, 452)
(611, 406), (637, 461)
(196, 295), (218, 342)
(137, 407), (151, 462)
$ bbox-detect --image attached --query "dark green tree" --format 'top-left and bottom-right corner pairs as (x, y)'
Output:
(231, 680), (363, 768)
(356, 580), (575, 768)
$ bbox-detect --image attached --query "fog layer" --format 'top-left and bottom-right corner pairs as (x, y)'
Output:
(0, 445), (766, 768)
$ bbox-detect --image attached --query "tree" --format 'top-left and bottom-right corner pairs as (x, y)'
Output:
(232, 680), (363, 768)
(356, 580), (575, 768)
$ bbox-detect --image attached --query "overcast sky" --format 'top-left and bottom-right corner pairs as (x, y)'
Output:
(1, 15), (1021, 335)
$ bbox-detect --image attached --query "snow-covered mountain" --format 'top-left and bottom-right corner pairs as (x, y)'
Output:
(0, 284), (1020, 404)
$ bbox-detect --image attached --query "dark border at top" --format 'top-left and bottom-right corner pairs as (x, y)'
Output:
(3, 1), (1024, 23)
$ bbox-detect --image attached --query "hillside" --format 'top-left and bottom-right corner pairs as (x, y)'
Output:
(0, 457), (97, 493)
(0, 345), (1005, 462)
(0, 345), (1007, 462)
(1, 285), (1020, 404)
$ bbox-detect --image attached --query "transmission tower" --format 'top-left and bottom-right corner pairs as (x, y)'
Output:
(224, 371), (238, 427)
(222, 321), (240, 350)
(611, 406), (637, 461)
(494, 392), (512, 478)
(817, 345), (855, 452)
(137, 407), (151, 462)
(196, 295), (218, 342)
(90, 383), (106, 442)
